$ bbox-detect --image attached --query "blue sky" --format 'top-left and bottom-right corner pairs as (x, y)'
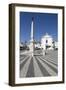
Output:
(20, 12), (58, 43)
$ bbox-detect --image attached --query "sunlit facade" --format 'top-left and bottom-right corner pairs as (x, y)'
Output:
(41, 33), (54, 50)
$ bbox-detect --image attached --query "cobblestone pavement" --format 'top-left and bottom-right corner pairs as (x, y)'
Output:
(20, 50), (58, 78)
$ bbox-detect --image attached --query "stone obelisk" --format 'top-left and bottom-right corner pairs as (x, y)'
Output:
(29, 17), (34, 56)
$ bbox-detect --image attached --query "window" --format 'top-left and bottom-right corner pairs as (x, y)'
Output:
(46, 40), (48, 43)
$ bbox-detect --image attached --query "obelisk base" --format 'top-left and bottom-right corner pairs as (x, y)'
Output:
(29, 42), (34, 57)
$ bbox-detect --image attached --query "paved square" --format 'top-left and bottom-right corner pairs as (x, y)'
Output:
(20, 50), (58, 78)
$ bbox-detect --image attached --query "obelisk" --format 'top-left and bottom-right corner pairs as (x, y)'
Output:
(29, 17), (34, 56)
(31, 17), (34, 42)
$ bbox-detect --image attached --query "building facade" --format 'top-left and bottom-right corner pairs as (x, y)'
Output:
(41, 33), (54, 50)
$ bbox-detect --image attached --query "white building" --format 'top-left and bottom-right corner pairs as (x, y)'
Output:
(35, 42), (41, 49)
(41, 33), (54, 50)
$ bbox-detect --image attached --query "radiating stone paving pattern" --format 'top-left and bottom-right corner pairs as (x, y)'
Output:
(20, 50), (58, 78)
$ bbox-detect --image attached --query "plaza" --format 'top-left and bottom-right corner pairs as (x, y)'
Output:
(20, 49), (58, 77)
